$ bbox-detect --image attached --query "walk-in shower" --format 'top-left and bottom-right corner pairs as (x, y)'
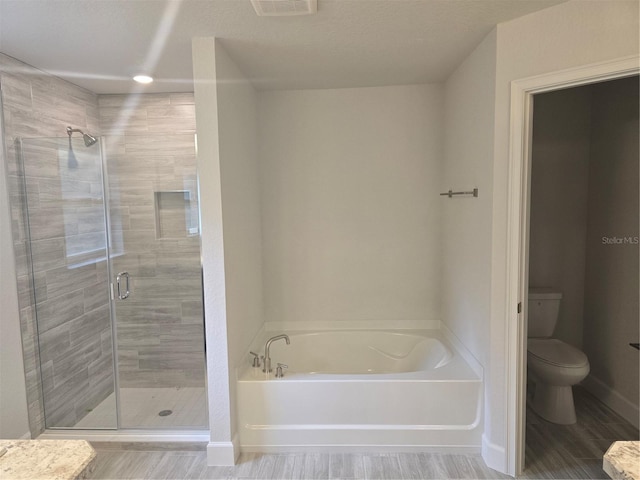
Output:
(17, 127), (208, 432)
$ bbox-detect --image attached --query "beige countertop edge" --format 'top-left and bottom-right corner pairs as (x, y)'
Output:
(0, 439), (96, 480)
(603, 441), (640, 480)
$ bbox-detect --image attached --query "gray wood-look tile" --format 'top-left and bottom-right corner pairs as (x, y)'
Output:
(234, 452), (264, 478)
(186, 456), (235, 480)
(84, 387), (638, 479)
(1, 72), (34, 110)
(148, 452), (204, 480)
(396, 453), (440, 479)
(363, 453), (402, 480)
(270, 454), (303, 480)
(170, 93), (195, 105)
(299, 453), (331, 479)
(99, 93), (172, 108)
(521, 386), (639, 479)
(330, 453), (365, 479)
(35, 288), (86, 333)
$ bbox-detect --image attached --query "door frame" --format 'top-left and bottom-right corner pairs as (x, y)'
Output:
(505, 55), (640, 476)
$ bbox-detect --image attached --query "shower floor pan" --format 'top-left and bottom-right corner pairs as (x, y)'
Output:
(74, 387), (207, 429)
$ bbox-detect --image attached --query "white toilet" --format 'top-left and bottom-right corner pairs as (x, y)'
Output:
(527, 288), (590, 425)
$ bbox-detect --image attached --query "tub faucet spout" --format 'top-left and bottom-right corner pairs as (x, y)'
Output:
(263, 334), (290, 373)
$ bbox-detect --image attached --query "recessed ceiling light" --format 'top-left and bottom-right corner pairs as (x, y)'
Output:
(133, 75), (153, 84)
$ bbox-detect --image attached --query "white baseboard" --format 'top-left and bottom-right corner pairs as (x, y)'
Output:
(207, 433), (239, 466)
(482, 434), (507, 475)
(582, 375), (639, 429)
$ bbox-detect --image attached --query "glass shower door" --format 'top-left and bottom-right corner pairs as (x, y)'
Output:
(20, 136), (117, 429)
(104, 133), (207, 429)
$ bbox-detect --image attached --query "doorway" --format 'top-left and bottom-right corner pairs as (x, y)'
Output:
(523, 76), (639, 477)
(505, 56), (640, 476)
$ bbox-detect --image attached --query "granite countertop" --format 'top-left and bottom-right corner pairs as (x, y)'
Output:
(603, 441), (640, 480)
(0, 439), (96, 480)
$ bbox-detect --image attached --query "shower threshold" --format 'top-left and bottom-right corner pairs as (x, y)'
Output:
(37, 428), (208, 449)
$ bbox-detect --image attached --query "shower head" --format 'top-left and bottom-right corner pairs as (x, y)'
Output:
(66, 126), (97, 147)
(82, 133), (98, 147)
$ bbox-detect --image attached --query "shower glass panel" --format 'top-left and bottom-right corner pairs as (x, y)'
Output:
(104, 133), (207, 429)
(20, 133), (207, 430)
(19, 136), (117, 429)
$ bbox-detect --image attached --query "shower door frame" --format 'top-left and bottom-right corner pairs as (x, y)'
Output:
(17, 132), (209, 437)
(505, 55), (640, 476)
(101, 131), (209, 431)
(17, 134), (119, 431)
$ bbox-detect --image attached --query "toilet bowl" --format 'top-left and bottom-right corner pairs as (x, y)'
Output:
(528, 338), (590, 424)
(527, 288), (590, 425)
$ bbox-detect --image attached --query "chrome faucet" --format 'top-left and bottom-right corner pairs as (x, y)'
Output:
(263, 334), (290, 373)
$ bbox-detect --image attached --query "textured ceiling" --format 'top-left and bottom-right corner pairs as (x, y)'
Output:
(0, 0), (565, 94)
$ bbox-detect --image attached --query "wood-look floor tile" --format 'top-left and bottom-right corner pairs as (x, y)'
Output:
(330, 453), (365, 479)
(524, 386), (638, 479)
(269, 454), (301, 480)
(291, 453), (330, 480)
(185, 454), (234, 480)
(254, 454), (279, 479)
(90, 451), (166, 480)
(147, 452), (203, 479)
(363, 454), (402, 480)
(87, 386), (637, 480)
(90, 450), (121, 480)
(395, 453), (423, 479)
(234, 452), (264, 478)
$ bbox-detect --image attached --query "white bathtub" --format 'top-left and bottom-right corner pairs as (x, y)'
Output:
(237, 329), (482, 451)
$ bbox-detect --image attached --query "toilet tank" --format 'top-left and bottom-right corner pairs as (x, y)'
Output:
(528, 288), (562, 338)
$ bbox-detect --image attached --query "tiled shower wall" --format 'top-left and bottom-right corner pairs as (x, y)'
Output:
(98, 93), (205, 388)
(0, 53), (109, 433)
(1, 53), (204, 435)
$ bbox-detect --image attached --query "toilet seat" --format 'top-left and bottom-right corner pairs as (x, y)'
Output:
(528, 338), (588, 368)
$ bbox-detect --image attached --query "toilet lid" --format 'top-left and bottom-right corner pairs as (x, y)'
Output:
(528, 338), (589, 367)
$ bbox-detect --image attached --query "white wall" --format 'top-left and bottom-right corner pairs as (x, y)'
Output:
(215, 41), (263, 427)
(583, 76), (639, 427)
(441, 0), (639, 473)
(0, 104), (30, 439)
(529, 86), (592, 349)
(442, 29), (496, 369)
(441, 27), (499, 468)
(258, 85), (443, 327)
(487, 0), (639, 472)
(192, 37), (263, 465)
(192, 37), (235, 465)
(192, 1), (639, 469)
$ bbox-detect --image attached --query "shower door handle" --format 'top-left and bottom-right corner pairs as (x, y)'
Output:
(116, 272), (130, 300)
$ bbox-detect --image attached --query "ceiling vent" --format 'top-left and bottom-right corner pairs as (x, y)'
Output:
(250, 0), (317, 16)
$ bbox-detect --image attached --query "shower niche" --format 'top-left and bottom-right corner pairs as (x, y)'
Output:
(154, 190), (199, 239)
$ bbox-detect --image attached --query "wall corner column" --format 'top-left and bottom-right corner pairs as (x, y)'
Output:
(192, 36), (238, 466)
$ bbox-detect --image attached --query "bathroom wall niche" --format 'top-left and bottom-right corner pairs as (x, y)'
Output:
(154, 190), (199, 239)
